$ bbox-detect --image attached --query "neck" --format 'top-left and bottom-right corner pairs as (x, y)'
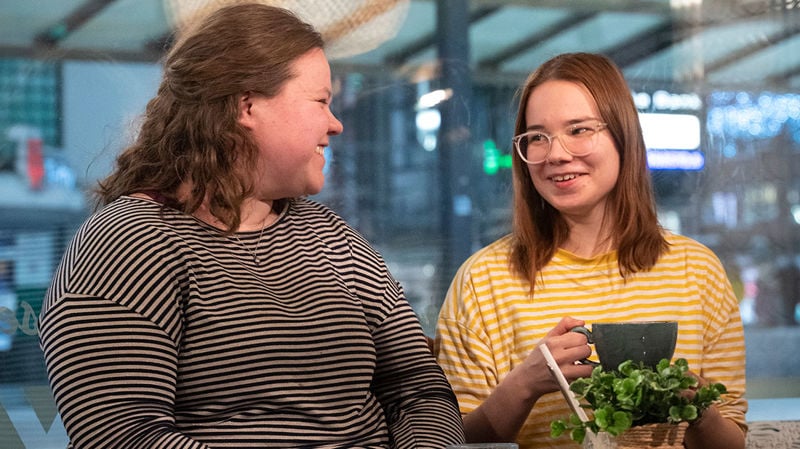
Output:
(194, 198), (278, 232)
(238, 198), (278, 231)
(562, 221), (614, 258)
(562, 235), (613, 258)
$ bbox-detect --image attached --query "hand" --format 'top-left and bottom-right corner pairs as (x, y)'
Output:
(462, 317), (595, 443)
(513, 317), (594, 399)
(681, 369), (709, 401)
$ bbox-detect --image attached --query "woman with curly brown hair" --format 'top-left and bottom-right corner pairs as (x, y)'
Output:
(39, 4), (464, 448)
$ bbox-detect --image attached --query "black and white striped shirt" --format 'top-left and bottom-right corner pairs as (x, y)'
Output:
(40, 196), (464, 449)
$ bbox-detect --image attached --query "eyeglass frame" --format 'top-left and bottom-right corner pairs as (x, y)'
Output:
(512, 120), (608, 165)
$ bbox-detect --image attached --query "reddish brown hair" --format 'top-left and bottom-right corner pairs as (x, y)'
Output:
(510, 52), (668, 287)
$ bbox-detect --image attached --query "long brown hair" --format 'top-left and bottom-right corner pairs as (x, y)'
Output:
(95, 3), (323, 232)
(510, 52), (668, 286)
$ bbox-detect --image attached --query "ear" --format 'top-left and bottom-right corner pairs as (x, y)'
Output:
(237, 92), (255, 129)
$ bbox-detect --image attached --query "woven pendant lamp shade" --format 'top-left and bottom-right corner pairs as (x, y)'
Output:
(163, 0), (410, 59)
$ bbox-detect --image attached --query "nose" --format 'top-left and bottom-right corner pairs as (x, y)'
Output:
(329, 111), (344, 136)
(544, 134), (572, 162)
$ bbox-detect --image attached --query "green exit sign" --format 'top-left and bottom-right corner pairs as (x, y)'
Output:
(483, 139), (512, 175)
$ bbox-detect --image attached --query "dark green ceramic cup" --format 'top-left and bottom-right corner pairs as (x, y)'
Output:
(571, 321), (678, 371)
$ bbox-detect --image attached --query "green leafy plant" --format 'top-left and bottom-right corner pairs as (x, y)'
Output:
(550, 358), (727, 444)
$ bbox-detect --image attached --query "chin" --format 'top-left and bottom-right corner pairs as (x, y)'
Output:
(306, 181), (325, 196)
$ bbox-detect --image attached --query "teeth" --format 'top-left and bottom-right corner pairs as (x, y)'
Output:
(315, 146), (325, 155)
(553, 174), (577, 182)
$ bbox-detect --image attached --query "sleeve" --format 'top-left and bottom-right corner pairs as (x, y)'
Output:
(343, 225), (465, 448)
(39, 295), (207, 449)
(434, 262), (498, 415)
(696, 250), (748, 433)
(371, 296), (466, 448)
(38, 208), (203, 449)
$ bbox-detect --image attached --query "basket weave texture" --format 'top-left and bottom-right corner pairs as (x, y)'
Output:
(613, 422), (688, 448)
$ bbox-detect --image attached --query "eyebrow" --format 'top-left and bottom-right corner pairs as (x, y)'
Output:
(524, 117), (598, 132)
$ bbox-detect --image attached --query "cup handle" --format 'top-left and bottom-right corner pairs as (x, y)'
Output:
(570, 326), (600, 367)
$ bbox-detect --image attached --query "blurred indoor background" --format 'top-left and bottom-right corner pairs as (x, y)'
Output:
(0, 0), (798, 446)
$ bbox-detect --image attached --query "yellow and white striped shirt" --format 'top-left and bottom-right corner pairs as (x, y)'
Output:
(435, 232), (747, 449)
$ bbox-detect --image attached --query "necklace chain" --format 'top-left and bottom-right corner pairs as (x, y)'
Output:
(233, 223), (266, 264)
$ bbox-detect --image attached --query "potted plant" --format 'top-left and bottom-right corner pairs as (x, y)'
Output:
(550, 358), (727, 448)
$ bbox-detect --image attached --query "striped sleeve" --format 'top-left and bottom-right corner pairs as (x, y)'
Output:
(371, 296), (465, 447)
(39, 295), (206, 449)
(683, 238), (747, 432)
(344, 224), (465, 448)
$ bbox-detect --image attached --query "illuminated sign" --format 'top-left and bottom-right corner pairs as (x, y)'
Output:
(640, 113), (700, 150)
(639, 112), (704, 171)
(482, 139), (511, 175)
(647, 150), (705, 170)
(632, 90), (702, 111)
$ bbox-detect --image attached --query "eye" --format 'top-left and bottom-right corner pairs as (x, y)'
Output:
(528, 132), (549, 144)
(568, 125), (592, 136)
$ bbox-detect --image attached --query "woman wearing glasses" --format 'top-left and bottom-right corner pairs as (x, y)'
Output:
(434, 52), (746, 449)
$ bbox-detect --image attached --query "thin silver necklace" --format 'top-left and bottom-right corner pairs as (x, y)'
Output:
(232, 222), (266, 264)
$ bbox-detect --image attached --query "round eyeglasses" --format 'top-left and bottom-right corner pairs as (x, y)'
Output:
(513, 120), (608, 164)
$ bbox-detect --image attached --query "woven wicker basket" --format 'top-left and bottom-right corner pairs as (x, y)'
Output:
(583, 422), (689, 449)
(614, 422), (689, 448)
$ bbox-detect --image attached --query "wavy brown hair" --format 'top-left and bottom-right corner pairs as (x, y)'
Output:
(95, 3), (323, 232)
(510, 52), (668, 287)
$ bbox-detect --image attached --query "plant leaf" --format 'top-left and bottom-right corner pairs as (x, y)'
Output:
(549, 358), (726, 444)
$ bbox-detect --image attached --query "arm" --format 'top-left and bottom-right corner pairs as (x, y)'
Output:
(683, 248), (747, 449)
(39, 295), (206, 449)
(341, 222), (464, 448)
(454, 317), (593, 443)
(370, 297), (465, 448)
(685, 403), (745, 449)
(435, 259), (594, 443)
(682, 369), (745, 449)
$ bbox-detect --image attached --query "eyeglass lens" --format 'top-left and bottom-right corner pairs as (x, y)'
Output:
(515, 122), (605, 164)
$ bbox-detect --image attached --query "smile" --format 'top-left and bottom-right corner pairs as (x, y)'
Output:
(552, 173), (579, 182)
(315, 146), (325, 155)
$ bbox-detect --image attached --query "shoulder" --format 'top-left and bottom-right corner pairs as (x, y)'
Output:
(79, 197), (174, 238)
(452, 235), (514, 283)
(287, 198), (349, 230)
(90, 196), (180, 226)
(664, 232), (721, 260)
(463, 235), (513, 268)
(288, 198), (378, 254)
(661, 231), (726, 273)
(50, 197), (192, 303)
(72, 197), (193, 258)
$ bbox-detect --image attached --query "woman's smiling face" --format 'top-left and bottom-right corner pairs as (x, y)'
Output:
(523, 79), (620, 221)
(237, 47), (343, 201)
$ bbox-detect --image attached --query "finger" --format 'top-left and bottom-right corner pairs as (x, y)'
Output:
(547, 331), (592, 352)
(547, 316), (586, 337)
(543, 336), (592, 366)
(560, 362), (595, 381)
